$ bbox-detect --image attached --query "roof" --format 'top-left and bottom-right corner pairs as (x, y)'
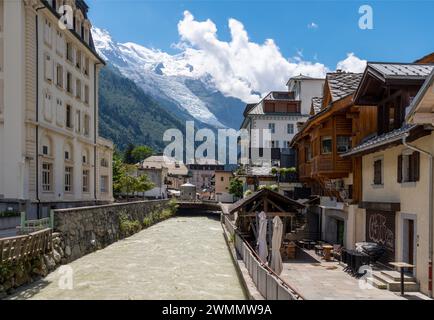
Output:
(406, 69), (434, 122)
(311, 97), (323, 115)
(243, 103), (258, 117)
(286, 74), (325, 86)
(415, 52), (434, 64)
(341, 124), (418, 157)
(42, 0), (105, 65)
(228, 188), (305, 214)
(139, 155), (189, 176)
(327, 72), (363, 102)
(367, 62), (434, 81)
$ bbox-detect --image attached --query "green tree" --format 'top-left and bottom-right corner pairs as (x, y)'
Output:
(113, 152), (126, 196)
(136, 173), (155, 198)
(123, 143), (136, 164)
(131, 145), (153, 163)
(229, 177), (244, 199)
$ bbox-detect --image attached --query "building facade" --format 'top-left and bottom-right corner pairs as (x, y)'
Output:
(343, 63), (434, 296)
(214, 170), (235, 203)
(0, 0), (113, 220)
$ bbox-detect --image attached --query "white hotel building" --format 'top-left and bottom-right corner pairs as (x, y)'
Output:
(0, 0), (113, 220)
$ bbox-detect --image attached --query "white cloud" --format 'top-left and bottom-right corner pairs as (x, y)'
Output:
(307, 22), (319, 29)
(177, 11), (329, 103)
(336, 53), (367, 73)
(171, 11), (367, 103)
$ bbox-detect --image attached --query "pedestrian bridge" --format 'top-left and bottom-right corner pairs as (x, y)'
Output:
(177, 200), (223, 213)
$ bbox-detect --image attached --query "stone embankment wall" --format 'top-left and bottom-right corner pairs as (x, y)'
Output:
(54, 200), (172, 262)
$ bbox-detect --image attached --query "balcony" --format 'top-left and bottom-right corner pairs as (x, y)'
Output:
(311, 155), (352, 178)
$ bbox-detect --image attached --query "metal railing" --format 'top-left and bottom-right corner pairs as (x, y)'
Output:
(223, 215), (305, 300)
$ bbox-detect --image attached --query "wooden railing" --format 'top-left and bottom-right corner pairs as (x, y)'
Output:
(0, 228), (52, 264)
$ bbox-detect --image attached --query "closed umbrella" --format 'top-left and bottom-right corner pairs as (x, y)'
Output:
(271, 216), (283, 275)
(257, 211), (268, 263)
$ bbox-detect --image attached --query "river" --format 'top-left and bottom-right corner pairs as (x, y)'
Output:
(9, 216), (246, 300)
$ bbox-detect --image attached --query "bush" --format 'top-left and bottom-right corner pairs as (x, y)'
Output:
(168, 199), (179, 215)
(119, 213), (142, 236)
(244, 190), (253, 197)
(0, 211), (20, 218)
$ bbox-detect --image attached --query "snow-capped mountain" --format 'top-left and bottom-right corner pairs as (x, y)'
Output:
(93, 28), (245, 129)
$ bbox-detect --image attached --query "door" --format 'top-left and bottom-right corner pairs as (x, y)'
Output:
(403, 219), (415, 274)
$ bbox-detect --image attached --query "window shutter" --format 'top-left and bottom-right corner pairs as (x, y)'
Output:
(413, 151), (420, 182)
(397, 155), (403, 183)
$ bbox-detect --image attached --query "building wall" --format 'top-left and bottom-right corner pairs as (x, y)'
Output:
(0, 1), (113, 217)
(299, 80), (324, 115)
(250, 115), (308, 149)
(361, 132), (434, 295)
(215, 171), (234, 203)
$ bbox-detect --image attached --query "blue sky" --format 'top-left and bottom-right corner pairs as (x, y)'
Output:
(87, 0), (434, 69)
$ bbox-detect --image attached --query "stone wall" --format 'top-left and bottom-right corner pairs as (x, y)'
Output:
(54, 200), (170, 262)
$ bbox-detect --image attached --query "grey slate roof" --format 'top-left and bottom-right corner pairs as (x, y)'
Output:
(406, 69), (434, 120)
(327, 72), (363, 102)
(342, 124), (418, 157)
(311, 97), (323, 114)
(368, 63), (434, 80)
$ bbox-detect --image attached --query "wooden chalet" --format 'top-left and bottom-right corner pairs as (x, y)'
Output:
(343, 62), (434, 159)
(291, 71), (377, 202)
(228, 189), (305, 241)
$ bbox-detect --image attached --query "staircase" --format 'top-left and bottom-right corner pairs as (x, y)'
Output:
(369, 270), (419, 292)
(316, 176), (344, 202)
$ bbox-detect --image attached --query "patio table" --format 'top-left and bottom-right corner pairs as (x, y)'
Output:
(389, 262), (415, 296)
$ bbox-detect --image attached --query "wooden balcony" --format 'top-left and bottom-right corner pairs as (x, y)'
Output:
(310, 155), (352, 179)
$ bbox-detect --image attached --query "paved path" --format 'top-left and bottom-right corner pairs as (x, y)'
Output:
(281, 250), (429, 300)
(9, 216), (246, 300)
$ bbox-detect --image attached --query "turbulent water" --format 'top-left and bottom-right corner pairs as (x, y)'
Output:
(10, 216), (246, 300)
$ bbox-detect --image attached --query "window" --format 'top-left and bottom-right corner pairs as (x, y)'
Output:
(76, 79), (81, 99)
(44, 91), (52, 121)
(76, 50), (82, 69)
(321, 136), (332, 154)
(220, 176), (224, 182)
(76, 110), (81, 133)
(82, 170), (89, 192)
(44, 19), (52, 45)
(100, 176), (108, 193)
(268, 123), (275, 134)
(398, 151), (420, 183)
(65, 167), (73, 192)
(271, 140), (279, 148)
(100, 158), (109, 167)
(66, 72), (73, 93)
(66, 42), (73, 62)
(287, 123), (294, 134)
(42, 145), (49, 155)
(56, 98), (64, 126)
(305, 144), (312, 162)
(66, 105), (72, 128)
(84, 57), (90, 76)
(42, 163), (52, 192)
(84, 114), (90, 136)
(84, 85), (89, 104)
(373, 159), (383, 185)
(56, 30), (64, 55)
(56, 64), (63, 88)
(65, 151), (70, 160)
(336, 136), (351, 154)
(45, 55), (53, 81)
